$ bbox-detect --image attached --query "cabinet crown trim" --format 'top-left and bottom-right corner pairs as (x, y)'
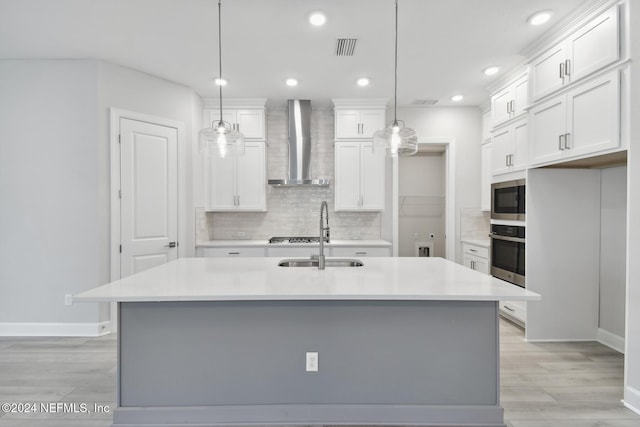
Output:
(202, 98), (267, 109)
(520, 0), (619, 60)
(332, 98), (388, 109)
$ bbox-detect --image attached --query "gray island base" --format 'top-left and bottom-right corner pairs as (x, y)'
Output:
(74, 257), (540, 427)
(115, 300), (504, 427)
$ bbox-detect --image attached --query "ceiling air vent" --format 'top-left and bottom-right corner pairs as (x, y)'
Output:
(412, 99), (439, 106)
(336, 38), (358, 56)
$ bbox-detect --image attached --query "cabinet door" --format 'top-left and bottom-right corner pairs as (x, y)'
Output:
(513, 76), (529, 116)
(235, 109), (265, 139)
(335, 110), (361, 139)
(566, 71), (620, 159)
(235, 142), (266, 211)
(491, 87), (512, 127)
(567, 6), (619, 83)
(206, 155), (236, 211)
(531, 43), (566, 101)
(491, 126), (512, 176)
(480, 142), (492, 211)
(511, 120), (528, 171)
(359, 142), (385, 210)
(334, 143), (361, 211)
(529, 96), (567, 166)
(359, 110), (386, 138)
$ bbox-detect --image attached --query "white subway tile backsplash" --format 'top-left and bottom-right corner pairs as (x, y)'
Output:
(202, 105), (382, 241)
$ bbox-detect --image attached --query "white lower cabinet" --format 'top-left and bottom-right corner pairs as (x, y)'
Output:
(332, 247), (391, 257)
(499, 300), (526, 325)
(462, 243), (489, 275)
(530, 70), (620, 167)
(200, 247), (265, 257)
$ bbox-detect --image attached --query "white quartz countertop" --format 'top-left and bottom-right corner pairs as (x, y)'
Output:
(196, 239), (392, 247)
(74, 257), (540, 303)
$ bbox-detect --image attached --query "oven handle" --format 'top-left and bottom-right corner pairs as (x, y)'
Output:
(489, 233), (525, 243)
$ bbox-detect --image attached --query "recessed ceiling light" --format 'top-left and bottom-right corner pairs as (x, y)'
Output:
(528, 10), (553, 26)
(214, 78), (227, 86)
(309, 12), (326, 26)
(357, 77), (370, 87)
(451, 94), (464, 102)
(483, 66), (500, 76)
(286, 78), (298, 87)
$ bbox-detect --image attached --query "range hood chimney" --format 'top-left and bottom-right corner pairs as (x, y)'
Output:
(268, 100), (330, 187)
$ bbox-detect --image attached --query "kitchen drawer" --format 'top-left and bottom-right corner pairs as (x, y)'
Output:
(499, 300), (526, 325)
(200, 247), (265, 257)
(266, 247), (319, 258)
(462, 243), (489, 259)
(331, 247), (391, 257)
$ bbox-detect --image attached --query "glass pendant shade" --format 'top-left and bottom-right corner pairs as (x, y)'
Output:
(373, 120), (417, 157)
(199, 120), (245, 158)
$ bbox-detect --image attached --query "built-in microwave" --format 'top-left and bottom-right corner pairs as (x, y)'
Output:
(490, 224), (525, 288)
(491, 179), (525, 221)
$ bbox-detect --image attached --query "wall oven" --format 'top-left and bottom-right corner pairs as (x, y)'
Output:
(490, 224), (525, 288)
(491, 179), (525, 221)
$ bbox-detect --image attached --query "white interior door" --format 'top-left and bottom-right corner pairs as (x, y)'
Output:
(120, 118), (178, 277)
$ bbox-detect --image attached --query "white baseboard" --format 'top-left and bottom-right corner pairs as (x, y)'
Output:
(623, 386), (640, 415)
(0, 321), (111, 337)
(597, 328), (625, 353)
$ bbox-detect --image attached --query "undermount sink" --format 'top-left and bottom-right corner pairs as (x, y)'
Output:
(278, 258), (364, 268)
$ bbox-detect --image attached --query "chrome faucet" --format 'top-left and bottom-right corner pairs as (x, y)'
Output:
(318, 200), (330, 269)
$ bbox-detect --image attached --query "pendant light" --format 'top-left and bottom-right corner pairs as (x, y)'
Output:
(199, 0), (244, 158)
(373, 0), (417, 157)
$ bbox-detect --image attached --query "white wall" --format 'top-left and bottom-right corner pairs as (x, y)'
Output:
(625, 0), (640, 414)
(0, 60), (101, 329)
(599, 165), (627, 339)
(398, 153), (444, 257)
(0, 59), (199, 335)
(395, 107), (482, 262)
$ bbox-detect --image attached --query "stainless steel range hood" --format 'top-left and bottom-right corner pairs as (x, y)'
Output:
(268, 100), (330, 187)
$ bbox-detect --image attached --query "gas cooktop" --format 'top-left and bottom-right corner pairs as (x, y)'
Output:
(268, 236), (329, 244)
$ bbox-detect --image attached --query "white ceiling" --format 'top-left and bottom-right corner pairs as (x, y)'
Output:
(0, 0), (586, 107)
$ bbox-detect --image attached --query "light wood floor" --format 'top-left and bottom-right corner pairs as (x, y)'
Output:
(0, 318), (638, 426)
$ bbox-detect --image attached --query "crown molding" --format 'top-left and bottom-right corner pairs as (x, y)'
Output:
(202, 98), (267, 109)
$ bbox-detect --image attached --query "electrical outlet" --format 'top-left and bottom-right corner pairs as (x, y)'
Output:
(306, 351), (318, 372)
(64, 294), (73, 306)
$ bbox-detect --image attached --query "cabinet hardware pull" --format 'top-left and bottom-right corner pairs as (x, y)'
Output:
(355, 251), (367, 255)
(503, 305), (515, 312)
(564, 59), (571, 76)
(564, 133), (571, 149)
(469, 248), (477, 252)
(471, 260), (475, 269)
(559, 62), (565, 79)
(228, 252), (240, 255)
(559, 134), (565, 150)
(506, 102), (510, 115)
(164, 242), (177, 248)
(505, 155), (509, 167)
(237, 195), (240, 206)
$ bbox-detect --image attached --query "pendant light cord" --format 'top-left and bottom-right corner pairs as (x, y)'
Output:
(393, 0), (398, 124)
(218, 0), (223, 125)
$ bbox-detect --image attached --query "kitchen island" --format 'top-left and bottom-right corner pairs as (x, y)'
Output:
(75, 257), (540, 427)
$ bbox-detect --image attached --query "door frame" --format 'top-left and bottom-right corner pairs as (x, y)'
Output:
(392, 137), (456, 260)
(109, 108), (186, 281)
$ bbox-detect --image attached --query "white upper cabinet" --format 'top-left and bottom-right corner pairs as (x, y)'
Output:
(335, 109), (386, 139)
(205, 108), (265, 140)
(205, 141), (266, 211)
(491, 118), (527, 176)
(530, 70), (620, 167)
(335, 141), (385, 211)
(491, 75), (528, 128)
(531, 5), (619, 101)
